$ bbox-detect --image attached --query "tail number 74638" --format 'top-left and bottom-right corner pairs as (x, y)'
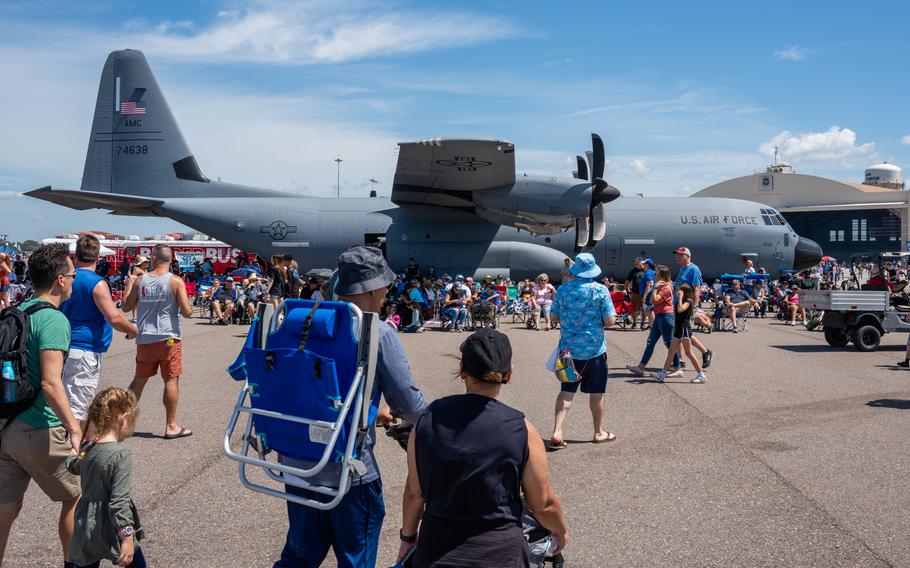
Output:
(117, 145), (149, 156)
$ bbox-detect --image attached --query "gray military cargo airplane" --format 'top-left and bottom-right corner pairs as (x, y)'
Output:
(27, 49), (822, 281)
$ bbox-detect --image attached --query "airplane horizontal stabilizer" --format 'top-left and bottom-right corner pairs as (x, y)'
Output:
(25, 186), (164, 217)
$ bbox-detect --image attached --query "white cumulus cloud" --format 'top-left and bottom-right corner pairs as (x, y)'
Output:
(759, 126), (874, 163)
(774, 46), (809, 61)
(902, 135), (910, 145)
(628, 159), (650, 175)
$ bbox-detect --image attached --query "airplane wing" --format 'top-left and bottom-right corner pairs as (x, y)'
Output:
(25, 186), (164, 217)
(392, 139), (515, 206)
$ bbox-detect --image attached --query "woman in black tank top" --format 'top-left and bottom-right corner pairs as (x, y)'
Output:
(397, 329), (569, 567)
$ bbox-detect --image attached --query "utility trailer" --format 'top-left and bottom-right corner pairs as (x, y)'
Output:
(802, 289), (910, 351)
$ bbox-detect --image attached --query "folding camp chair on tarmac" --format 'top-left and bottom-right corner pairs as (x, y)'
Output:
(223, 298), (380, 510)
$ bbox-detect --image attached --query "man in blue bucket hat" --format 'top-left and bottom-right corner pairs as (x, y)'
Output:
(547, 252), (618, 450)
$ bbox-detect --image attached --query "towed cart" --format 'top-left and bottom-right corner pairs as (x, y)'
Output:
(801, 289), (910, 351)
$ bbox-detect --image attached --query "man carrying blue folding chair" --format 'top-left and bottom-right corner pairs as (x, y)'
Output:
(274, 246), (428, 567)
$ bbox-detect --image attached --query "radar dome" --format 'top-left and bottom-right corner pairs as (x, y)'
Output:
(864, 162), (904, 190)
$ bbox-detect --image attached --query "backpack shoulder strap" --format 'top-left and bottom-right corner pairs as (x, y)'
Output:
(22, 302), (56, 316)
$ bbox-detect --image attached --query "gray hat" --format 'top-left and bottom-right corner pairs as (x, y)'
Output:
(335, 246), (396, 296)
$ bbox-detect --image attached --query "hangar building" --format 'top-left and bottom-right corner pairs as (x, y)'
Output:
(692, 161), (906, 261)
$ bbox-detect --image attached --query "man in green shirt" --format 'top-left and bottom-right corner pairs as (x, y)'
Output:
(0, 243), (82, 566)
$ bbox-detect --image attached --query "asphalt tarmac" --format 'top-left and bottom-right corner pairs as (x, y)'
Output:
(5, 312), (909, 567)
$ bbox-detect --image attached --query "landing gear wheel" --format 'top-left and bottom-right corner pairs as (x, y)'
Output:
(852, 325), (881, 352)
(824, 327), (849, 348)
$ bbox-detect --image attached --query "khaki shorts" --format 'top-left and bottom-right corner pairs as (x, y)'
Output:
(63, 348), (103, 421)
(0, 419), (81, 503)
(136, 339), (184, 381)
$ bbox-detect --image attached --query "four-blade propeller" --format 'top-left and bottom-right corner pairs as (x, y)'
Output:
(574, 133), (621, 253)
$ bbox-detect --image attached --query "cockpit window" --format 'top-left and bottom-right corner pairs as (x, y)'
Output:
(760, 208), (787, 227)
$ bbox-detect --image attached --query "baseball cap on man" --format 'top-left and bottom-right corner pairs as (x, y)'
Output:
(644, 258), (654, 266)
(455, 274), (465, 282)
(570, 252), (602, 279)
(460, 328), (512, 384)
(334, 245), (396, 296)
(672, 246), (691, 256)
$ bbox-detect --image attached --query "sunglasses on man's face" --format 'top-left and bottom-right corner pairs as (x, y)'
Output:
(60, 271), (77, 280)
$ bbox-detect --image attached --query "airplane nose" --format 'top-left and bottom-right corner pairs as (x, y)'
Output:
(793, 236), (823, 271)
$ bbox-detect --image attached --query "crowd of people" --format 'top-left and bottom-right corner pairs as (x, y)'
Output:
(379, 259), (561, 334)
(4, 234), (910, 567)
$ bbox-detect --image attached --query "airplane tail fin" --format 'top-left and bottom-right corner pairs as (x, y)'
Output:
(81, 49), (208, 197)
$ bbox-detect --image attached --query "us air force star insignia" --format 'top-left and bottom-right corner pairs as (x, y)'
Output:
(435, 156), (493, 172)
(261, 220), (297, 240)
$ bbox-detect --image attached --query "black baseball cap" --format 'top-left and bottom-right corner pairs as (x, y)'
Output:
(460, 328), (512, 383)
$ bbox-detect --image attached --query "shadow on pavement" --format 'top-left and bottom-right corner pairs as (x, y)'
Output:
(866, 399), (910, 410)
(131, 431), (162, 439)
(772, 344), (905, 353)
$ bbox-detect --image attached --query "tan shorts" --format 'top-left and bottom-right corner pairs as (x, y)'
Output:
(136, 339), (184, 381)
(0, 419), (81, 503)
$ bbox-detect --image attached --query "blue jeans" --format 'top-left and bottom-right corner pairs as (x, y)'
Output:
(639, 313), (679, 367)
(443, 306), (467, 327)
(274, 479), (385, 568)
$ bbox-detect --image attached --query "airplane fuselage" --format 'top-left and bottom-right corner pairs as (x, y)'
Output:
(153, 180), (807, 281)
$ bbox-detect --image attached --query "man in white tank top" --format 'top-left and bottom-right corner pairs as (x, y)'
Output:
(122, 244), (194, 439)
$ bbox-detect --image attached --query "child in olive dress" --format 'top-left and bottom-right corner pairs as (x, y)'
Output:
(66, 387), (145, 568)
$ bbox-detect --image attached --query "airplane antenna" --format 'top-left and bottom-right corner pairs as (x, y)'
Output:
(334, 157), (343, 198)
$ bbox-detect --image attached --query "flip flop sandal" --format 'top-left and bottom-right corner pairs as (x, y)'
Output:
(164, 427), (193, 440)
(592, 432), (617, 444)
(549, 440), (568, 451)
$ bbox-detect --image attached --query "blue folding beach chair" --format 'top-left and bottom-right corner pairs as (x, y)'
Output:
(223, 299), (380, 510)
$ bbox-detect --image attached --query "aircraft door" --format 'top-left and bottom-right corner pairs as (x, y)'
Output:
(604, 236), (621, 266)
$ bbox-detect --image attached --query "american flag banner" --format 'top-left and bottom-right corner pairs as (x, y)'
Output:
(120, 101), (146, 115)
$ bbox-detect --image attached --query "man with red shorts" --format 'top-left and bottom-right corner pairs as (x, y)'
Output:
(122, 244), (194, 439)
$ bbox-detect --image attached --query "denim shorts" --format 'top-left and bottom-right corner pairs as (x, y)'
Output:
(560, 353), (608, 394)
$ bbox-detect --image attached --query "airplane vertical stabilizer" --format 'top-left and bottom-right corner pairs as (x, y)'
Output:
(82, 49), (206, 196)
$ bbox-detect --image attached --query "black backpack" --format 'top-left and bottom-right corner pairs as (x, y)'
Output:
(0, 302), (55, 419)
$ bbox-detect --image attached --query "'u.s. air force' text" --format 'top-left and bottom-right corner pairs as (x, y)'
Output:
(680, 215), (759, 225)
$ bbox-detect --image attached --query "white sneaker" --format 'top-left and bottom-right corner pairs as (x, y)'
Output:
(650, 369), (667, 383)
(692, 372), (706, 384)
(625, 364), (645, 377)
(789, 321), (796, 326)
(666, 368), (684, 378)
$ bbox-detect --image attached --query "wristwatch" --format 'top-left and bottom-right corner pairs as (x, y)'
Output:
(399, 528), (417, 543)
(118, 526), (135, 538)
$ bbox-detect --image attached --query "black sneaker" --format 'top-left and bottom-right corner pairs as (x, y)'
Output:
(897, 360), (909, 368)
(702, 350), (714, 369)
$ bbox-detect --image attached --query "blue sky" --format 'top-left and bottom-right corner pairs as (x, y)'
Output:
(1, 0), (908, 241)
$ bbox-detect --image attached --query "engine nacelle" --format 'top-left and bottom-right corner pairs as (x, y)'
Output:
(472, 176), (592, 234)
